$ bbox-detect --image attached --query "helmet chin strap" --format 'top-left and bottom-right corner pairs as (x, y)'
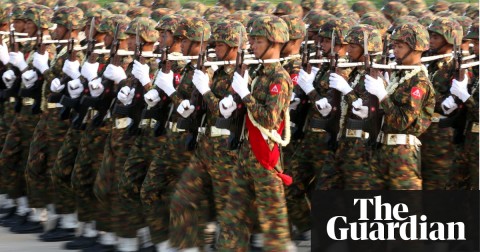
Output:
(395, 47), (413, 65)
(280, 41), (290, 56)
(258, 40), (272, 60)
(219, 47), (233, 61)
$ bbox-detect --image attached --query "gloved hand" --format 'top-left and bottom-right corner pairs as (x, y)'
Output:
(311, 66), (320, 76)
(81, 61), (99, 81)
(88, 78), (104, 97)
(315, 97), (332, 117)
(67, 79), (83, 99)
(219, 95), (237, 118)
(117, 86), (135, 105)
(144, 89), (160, 107)
(289, 92), (301, 110)
(62, 59), (81, 79)
(351, 98), (368, 119)
(441, 96), (458, 115)
(132, 60), (151, 86)
(103, 64), (127, 84)
(33, 52), (49, 74)
(177, 99), (195, 118)
(297, 69), (315, 94)
(365, 74), (387, 101)
(450, 74), (470, 102)
(0, 44), (9, 65)
(192, 69), (210, 95)
(9, 51), (28, 71)
(50, 78), (65, 93)
(231, 71), (250, 99)
(21, 70), (38, 89)
(2, 70), (16, 88)
(154, 70), (175, 96)
(329, 73), (353, 95)
(383, 71), (390, 85)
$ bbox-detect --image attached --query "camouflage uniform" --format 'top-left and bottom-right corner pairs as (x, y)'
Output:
(217, 15), (293, 251)
(370, 23), (435, 190)
(182, 1), (207, 16)
(251, 2), (275, 14)
(126, 6), (152, 19)
(150, 8), (175, 22)
(300, 0), (323, 14)
(419, 17), (463, 190)
(429, 0), (450, 13)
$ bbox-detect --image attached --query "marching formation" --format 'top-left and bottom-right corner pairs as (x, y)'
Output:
(0, 0), (478, 251)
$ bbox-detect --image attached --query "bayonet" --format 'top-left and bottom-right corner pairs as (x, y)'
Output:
(235, 29), (245, 76)
(86, 17), (96, 60)
(301, 33), (311, 73)
(197, 30), (205, 70)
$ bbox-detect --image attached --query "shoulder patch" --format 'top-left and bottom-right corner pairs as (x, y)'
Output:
(174, 73), (181, 86)
(270, 83), (281, 95)
(290, 73), (299, 86)
(411, 87), (423, 100)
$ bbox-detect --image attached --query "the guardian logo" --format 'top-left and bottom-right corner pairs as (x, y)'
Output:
(326, 196), (466, 241)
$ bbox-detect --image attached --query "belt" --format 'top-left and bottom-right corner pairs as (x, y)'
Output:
(345, 129), (369, 139)
(47, 103), (63, 109)
(9, 97), (15, 103)
(377, 132), (421, 146)
(140, 118), (157, 129)
(168, 122), (185, 133)
(114, 117), (131, 129)
(22, 98), (34, 106)
(310, 128), (326, 133)
(431, 112), (448, 123)
(204, 126), (231, 138)
(471, 122), (479, 133)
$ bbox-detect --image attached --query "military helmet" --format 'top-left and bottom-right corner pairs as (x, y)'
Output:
(204, 6), (229, 18)
(139, 0), (154, 7)
(300, 0), (323, 12)
(418, 14), (437, 28)
(175, 9), (200, 18)
(387, 15), (419, 34)
(84, 8), (112, 21)
(435, 10), (457, 18)
(391, 22), (430, 51)
(360, 14), (391, 36)
(345, 24), (382, 52)
(280, 14), (306, 40)
(381, 2), (408, 21)
(212, 19), (247, 48)
(453, 16), (473, 39)
(106, 2), (129, 15)
(408, 9), (433, 19)
(173, 17), (188, 38)
(401, 0), (427, 11)
(206, 12), (228, 27)
(125, 17), (160, 43)
(234, 0), (253, 11)
(449, 2), (469, 16)
(23, 4), (54, 29)
(76, 1), (100, 13)
(465, 5), (479, 20)
(227, 10), (251, 27)
(351, 1), (377, 17)
(127, 6), (152, 18)
(216, 0), (235, 13)
(251, 1), (276, 14)
(323, 0), (349, 15)
(182, 1), (207, 15)
(97, 14), (131, 39)
(52, 6), (85, 29)
(427, 17), (463, 45)
(150, 8), (175, 22)
(464, 18), (479, 40)
(0, 2), (13, 24)
(318, 17), (349, 44)
(155, 14), (181, 32)
(428, 0), (450, 13)
(183, 17), (211, 42)
(303, 9), (334, 32)
(55, 0), (78, 8)
(338, 10), (360, 21)
(36, 0), (58, 8)
(249, 15), (289, 43)
(117, 0), (137, 7)
(273, 1), (303, 17)
(152, 0), (181, 11)
(11, 3), (33, 20)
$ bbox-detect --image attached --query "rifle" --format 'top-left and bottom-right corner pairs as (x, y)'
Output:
(177, 30), (207, 151)
(18, 17), (45, 115)
(80, 23), (121, 128)
(327, 31), (341, 150)
(52, 24), (74, 120)
(2, 23), (22, 112)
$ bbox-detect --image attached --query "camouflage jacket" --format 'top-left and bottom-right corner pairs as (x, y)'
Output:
(203, 64), (235, 128)
(465, 67), (479, 122)
(282, 55), (301, 96)
(427, 57), (456, 115)
(380, 69), (435, 136)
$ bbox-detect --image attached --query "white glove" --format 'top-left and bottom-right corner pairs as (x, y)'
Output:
(81, 61), (99, 81)
(192, 69), (210, 95)
(450, 74), (470, 102)
(104, 64), (127, 84)
(62, 59), (81, 79)
(9, 52), (27, 71)
(231, 71), (250, 99)
(117, 86), (135, 105)
(67, 79), (83, 99)
(315, 98), (332, 117)
(352, 98), (368, 119)
(289, 92), (301, 110)
(21, 70), (38, 89)
(144, 89), (160, 107)
(219, 95), (237, 118)
(176, 99), (195, 118)
(50, 78), (65, 93)
(32, 52), (49, 74)
(383, 71), (390, 85)
(297, 69), (315, 94)
(311, 66), (320, 76)
(365, 74), (387, 101)
(154, 70), (175, 96)
(0, 44), (9, 65)
(2, 70), (16, 88)
(329, 73), (353, 95)
(132, 60), (151, 86)
(88, 78), (104, 97)
(441, 96), (458, 115)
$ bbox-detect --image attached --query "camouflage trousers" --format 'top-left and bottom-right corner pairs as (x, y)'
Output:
(93, 125), (137, 236)
(336, 137), (371, 190)
(217, 142), (290, 251)
(0, 107), (40, 199)
(419, 123), (454, 190)
(140, 130), (193, 244)
(448, 125), (479, 190)
(169, 134), (236, 249)
(370, 144), (422, 190)
(0, 102), (17, 194)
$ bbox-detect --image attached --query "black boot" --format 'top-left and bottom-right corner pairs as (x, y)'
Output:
(82, 243), (116, 252)
(10, 220), (44, 234)
(0, 206), (16, 215)
(64, 236), (98, 250)
(39, 226), (76, 242)
(138, 245), (157, 252)
(1, 213), (27, 228)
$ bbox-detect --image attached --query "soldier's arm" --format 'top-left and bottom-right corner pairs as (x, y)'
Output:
(464, 88), (479, 121)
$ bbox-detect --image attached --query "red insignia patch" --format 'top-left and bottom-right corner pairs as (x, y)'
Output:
(411, 87), (423, 99)
(270, 83), (281, 95)
(290, 74), (299, 86)
(174, 73), (181, 86)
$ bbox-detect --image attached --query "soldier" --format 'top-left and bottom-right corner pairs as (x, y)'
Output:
(367, 23), (435, 190)
(419, 17), (463, 190)
(216, 15), (294, 251)
(381, 1), (409, 23)
(273, 1), (303, 18)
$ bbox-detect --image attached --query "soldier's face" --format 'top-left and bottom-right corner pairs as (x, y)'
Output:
(104, 33), (113, 48)
(24, 20), (37, 37)
(52, 24), (67, 40)
(158, 30), (174, 47)
(127, 35), (136, 51)
(429, 31), (448, 54)
(13, 19), (26, 33)
(180, 38), (201, 56)
(347, 43), (363, 62)
(392, 40), (414, 64)
(251, 36), (270, 59)
(214, 42), (234, 60)
(320, 37), (331, 54)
